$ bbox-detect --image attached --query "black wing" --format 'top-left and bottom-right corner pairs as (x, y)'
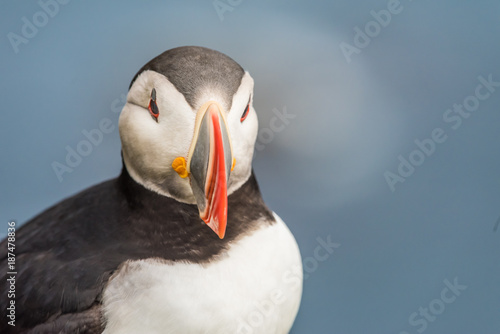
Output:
(0, 178), (124, 334)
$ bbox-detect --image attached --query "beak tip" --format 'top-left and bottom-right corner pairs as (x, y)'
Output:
(218, 225), (226, 239)
(204, 218), (227, 239)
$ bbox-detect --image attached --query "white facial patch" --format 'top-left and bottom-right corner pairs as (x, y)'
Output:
(119, 71), (258, 203)
(223, 72), (258, 192)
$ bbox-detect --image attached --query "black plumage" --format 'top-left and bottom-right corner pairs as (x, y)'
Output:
(130, 46), (245, 111)
(1, 46), (273, 333)
(0, 166), (274, 333)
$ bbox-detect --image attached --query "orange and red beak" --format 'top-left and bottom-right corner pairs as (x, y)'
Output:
(187, 102), (233, 239)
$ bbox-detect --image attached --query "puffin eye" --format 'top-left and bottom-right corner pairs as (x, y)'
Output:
(240, 98), (251, 122)
(148, 88), (159, 122)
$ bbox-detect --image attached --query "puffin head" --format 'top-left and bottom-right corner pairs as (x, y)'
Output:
(119, 46), (258, 239)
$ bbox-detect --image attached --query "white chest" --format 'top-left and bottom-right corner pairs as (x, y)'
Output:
(102, 213), (303, 334)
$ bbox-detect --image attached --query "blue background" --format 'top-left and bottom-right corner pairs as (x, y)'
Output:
(1, 1), (500, 333)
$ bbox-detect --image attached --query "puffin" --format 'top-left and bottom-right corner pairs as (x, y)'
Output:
(0, 46), (303, 333)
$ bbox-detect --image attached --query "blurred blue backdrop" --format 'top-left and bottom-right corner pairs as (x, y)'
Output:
(1, 1), (500, 333)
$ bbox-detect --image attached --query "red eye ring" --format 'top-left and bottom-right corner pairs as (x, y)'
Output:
(148, 88), (159, 122)
(240, 104), (250, 122)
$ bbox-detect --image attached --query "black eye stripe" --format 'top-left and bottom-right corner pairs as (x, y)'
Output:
(149, 99), (159, 116)
(148, 88), (159, 121)
(241, 105), (249, 118)
(240, 96), (251, 122)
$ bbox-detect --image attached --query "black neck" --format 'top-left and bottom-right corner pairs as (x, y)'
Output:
(113, 164), (275, 262)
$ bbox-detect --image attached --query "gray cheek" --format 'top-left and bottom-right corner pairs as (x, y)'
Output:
(158, 175), (196, 204)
